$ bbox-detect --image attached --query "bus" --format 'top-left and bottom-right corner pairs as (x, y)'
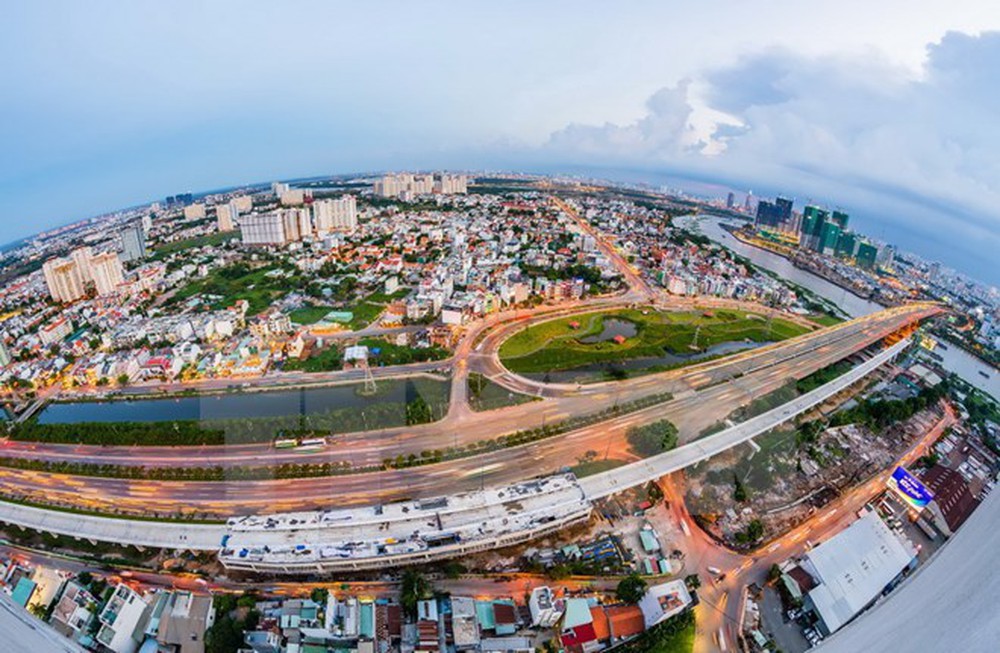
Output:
(274, 438), (299, 449)
(296, 438), (328, 452)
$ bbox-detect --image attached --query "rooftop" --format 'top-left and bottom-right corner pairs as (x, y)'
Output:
(804, 511), (915, 634)
(221, 474), (589, 565)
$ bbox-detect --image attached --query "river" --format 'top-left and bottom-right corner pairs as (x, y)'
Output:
(678, 215), (883, 318)
(37, 378), (447, 424)
(680, 215), (999, 399)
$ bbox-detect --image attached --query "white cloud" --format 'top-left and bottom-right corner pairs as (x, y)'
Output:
(540, 31), (1000, 285)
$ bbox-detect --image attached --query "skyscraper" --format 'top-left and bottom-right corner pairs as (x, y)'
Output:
(726, 192), (735, 209)
(819, 221), (842, 255)
(832, 210), (850, 230)
(754, 196), (794, 232)
(120, 224), (147, 262)
(241, 212), (287, 246)
(835, 232), (860, 259)
(856, 242), (879, 270)
(70, 246), (93, 283)
(90, 251), (125, 297)
(313, 196), (358, 235)
(42, 257), (86, 303)
(216, 203), (237, 232)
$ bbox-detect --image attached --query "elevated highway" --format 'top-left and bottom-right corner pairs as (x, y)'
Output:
(0, 303), (939, 473)
(0, 338), (911, 563)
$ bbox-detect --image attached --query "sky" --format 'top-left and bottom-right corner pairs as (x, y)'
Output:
(2, 1), (1000, 285)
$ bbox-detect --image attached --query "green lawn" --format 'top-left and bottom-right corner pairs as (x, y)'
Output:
(152, 230), (237, 258)
(359, 338), (449, 366)
(499, 309), (809, 374)
(615, 611), (695, 653)
(808, 313), (844, 327)
(467, 372), (540, 412)
(570, 458), (627, 477)
(168, 263), (301, 314)
(348, 301), (388, 329)
(289, 305), (337, 325)
(283, 346), (343, 372)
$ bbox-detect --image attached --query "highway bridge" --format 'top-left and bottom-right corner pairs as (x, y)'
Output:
(0, 336), (912, 568)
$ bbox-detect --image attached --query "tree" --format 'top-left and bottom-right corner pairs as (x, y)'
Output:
(116, 374), (130, 386)
(406, 396), (432, 425)
(684, 574), (701, 590)
(310, 588), (329, 604)
(768, 563), (783, 584)
(616, 573), (648, 604)
(733, 474), (748, 502)
(400, 570), (431, 619)
(626, 419), (679, 457)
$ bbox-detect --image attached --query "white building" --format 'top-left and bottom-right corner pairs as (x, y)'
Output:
(183, 203), (206, 220)
(216, 202), (237, 232)
(231, 195), (254, 213)
(313, 195), (358, 234)
(528, 586), (564, 628)
(120, 224), (147, 262)
(374, 173), (465, 198)
(90, 251), (124, 296)
(798, 511), (916, 636)
(638, 580), (693, 628)
(42, 257), (85, 303)
(96, 584), (150, 653)
(70, 246), (94, 282)
(435, 173), (468, 194)
(279, 189), (308, 206)
(241, 211), (308, 246)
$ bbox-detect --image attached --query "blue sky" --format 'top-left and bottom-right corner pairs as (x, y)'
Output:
(3, 1), (1000, 285)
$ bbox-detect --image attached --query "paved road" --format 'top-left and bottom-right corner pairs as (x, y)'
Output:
(0, 315), (926, 519)
(0, 334), (924, 551)
(690, 402), (956, 653)
(0, 303), (937, 472)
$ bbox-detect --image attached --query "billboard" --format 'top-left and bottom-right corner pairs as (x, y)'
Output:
(887, 466), (934, 509)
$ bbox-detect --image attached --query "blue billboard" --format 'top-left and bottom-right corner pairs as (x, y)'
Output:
(888, 466), (934, 509)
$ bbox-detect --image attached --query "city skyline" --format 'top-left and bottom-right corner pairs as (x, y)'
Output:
(3, 2), (1000, 284)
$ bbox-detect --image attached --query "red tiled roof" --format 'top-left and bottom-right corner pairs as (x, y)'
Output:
(605, 605), (644, 639)
(589, 607), (610, 641)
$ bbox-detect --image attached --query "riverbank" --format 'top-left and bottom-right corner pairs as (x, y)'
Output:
(725, 223), (883, 307)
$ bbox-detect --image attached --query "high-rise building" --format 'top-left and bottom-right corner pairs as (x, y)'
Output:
(832, 210), (850, 230)
(819, 221), (842, 255)
(0, 340), (11, 368)
(216, 203), (237, 232)
(285, 208), (311, 240)
(231, 195), (253, 213)
(313, 196), (358, 235)
(141, 214), (153, 233)
(726, 192), (735, 209)
(120, 224), (147, 262)
(877, 245), (895, 269)
(434, 174), (468, 194)
(755, 196), (794, 232)
(90, 251), (124, 297)
(183, 203), (206, 220)
(70, 246), (93, 283)
(271, 182), (290, 196)
(375, 173), (467, 198)
(43, 257), (86, 303)
(800, 205), (835, 252)
(856, 241), (879, 270)
(241, 212), (288, 246)
(279, 189), (308, 206)
(835, 232), (860, 259)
